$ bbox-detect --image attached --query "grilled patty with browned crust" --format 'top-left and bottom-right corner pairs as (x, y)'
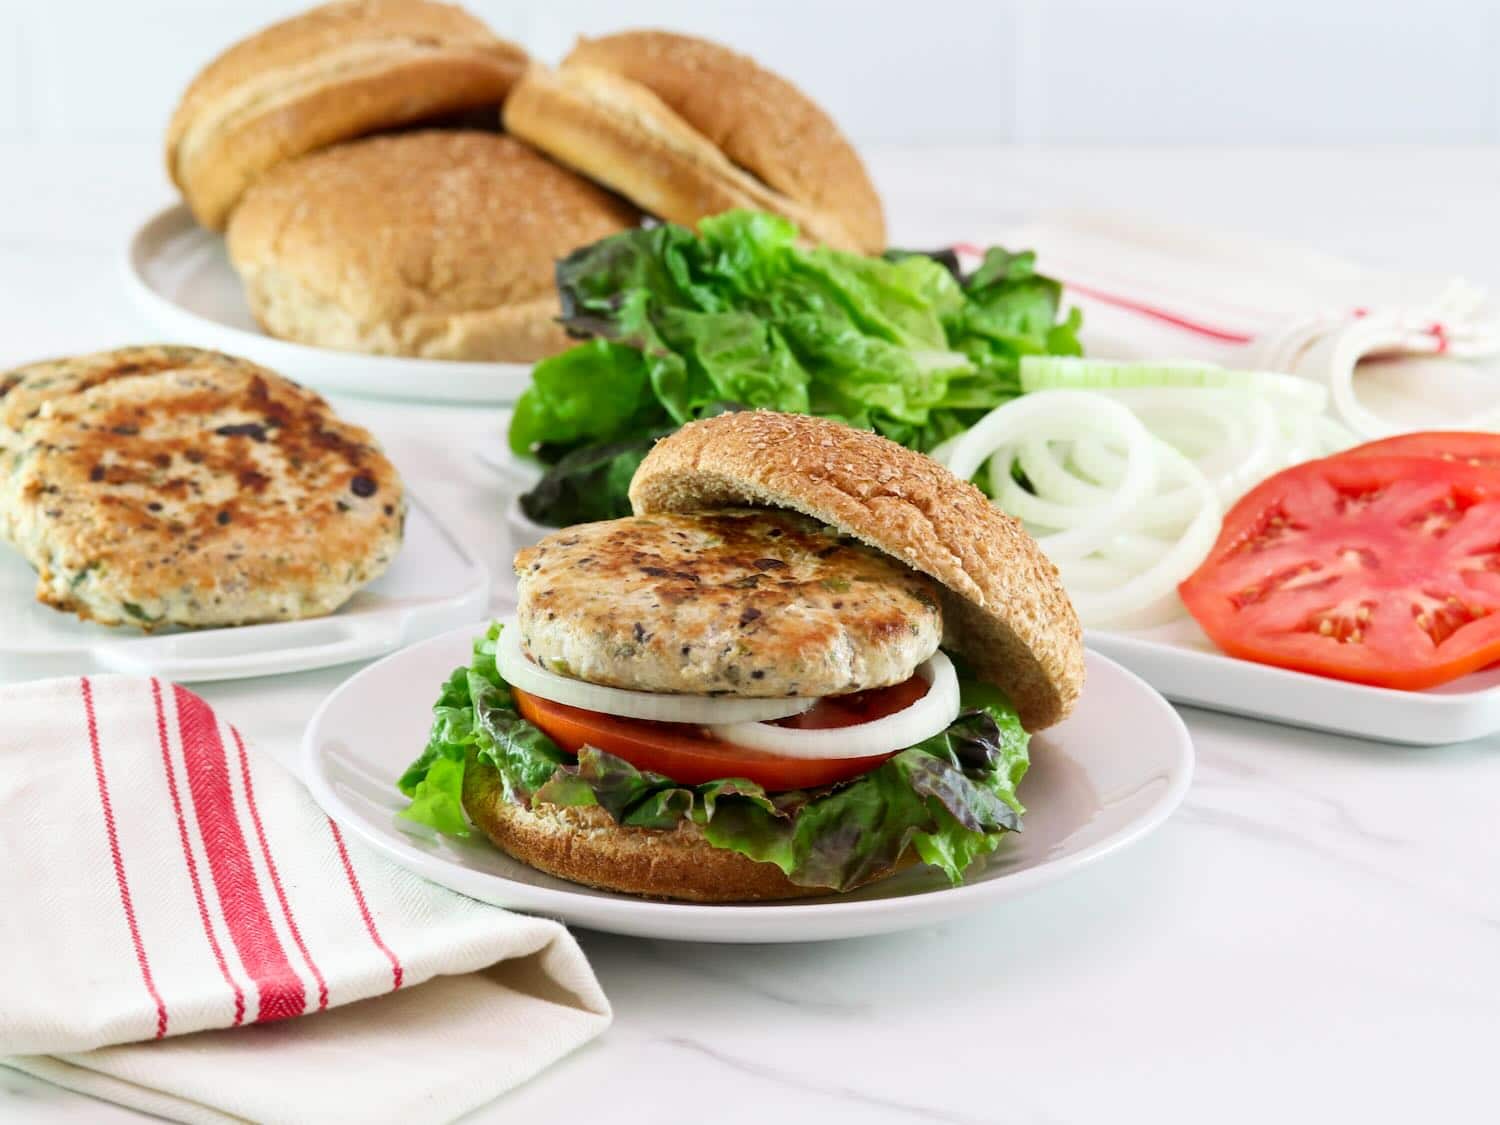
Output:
(1, 359), (404, 628)
(514, 509), (943, 698)
(0, 346), (265, 508)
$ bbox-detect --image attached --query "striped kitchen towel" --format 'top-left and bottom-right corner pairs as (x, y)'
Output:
(0, 675), (611, 1125)
(991, 209), (1498, 366)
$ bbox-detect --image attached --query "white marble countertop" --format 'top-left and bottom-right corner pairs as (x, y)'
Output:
(3, 142), (1499, 1124)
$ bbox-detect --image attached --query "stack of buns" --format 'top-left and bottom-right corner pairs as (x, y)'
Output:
(167, 1), (886, 363)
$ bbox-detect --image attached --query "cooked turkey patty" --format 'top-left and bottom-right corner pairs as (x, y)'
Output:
(515, 510), (943, 697)
(2, 361), (404, 629)
(0, 346), (263, 536)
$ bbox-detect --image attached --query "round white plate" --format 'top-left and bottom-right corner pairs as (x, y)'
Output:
(301, 625), (1193, 942)
(123, 204), (534, 404)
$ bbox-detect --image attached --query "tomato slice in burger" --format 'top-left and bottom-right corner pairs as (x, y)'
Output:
(1178, 454), (1500, 690)
(510, 678), (928, 791)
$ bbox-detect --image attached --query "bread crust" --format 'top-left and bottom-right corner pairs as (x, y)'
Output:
(567, 30), (885, 253)
(462, 756), (905, 902)
(629, 412), (1085, 731)
(166, 0), (528, 229)
(225, 130), (641, 361)
(502, 60), (876, 253)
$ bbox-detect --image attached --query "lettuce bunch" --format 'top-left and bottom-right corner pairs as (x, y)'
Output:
(509, 211), (1081, 525)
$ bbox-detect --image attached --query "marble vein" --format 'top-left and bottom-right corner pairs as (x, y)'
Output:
(657, 1036), (1033, 1125)
(1175, 803), (1500, 932)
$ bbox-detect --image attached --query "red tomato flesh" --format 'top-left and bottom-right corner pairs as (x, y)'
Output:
(1179, 453), (1500, 690)
(511, 678), (928, 791)
(1338, 431), (1500, 472)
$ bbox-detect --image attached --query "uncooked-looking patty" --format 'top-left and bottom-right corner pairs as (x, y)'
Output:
(514, 509), (943, 697)
(2, 363), (404, 628)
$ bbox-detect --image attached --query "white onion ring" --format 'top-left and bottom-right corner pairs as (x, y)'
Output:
(1102, 387), (1281, 503)
(934, 392), (1225, 628)
(1059, 445), (1220, 627)
(496, 619), (816, 724)
(945, 392), (1161, 559)
(708, 651), (960, 759)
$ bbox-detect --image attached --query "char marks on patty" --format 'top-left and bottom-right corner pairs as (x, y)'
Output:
(1, 350), (404, 629)
(514, 509), (942, 698)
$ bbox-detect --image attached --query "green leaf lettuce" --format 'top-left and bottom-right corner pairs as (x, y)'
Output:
(506, 210), (1082, 521)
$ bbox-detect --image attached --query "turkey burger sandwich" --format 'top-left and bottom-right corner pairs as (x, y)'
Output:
(398, 412), (1084, 901)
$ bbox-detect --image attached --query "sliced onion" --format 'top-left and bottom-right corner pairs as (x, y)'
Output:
(947, 392), (1161, 559)
(496, 619), (816, 724)
(1059, 445), (1220, 627)
(933, 391), (1228, 628)
(707, 651), (960, 759)
(1101, 387), (1281, 504)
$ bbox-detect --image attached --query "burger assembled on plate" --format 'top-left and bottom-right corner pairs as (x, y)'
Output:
(397, 411), (1084, 901)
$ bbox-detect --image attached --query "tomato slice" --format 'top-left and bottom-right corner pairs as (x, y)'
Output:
(1336, 431), (1500, 473)
(776, 676), (930, 729)
(510, 679), (927, 791)
(1178, 454), (1500, 690)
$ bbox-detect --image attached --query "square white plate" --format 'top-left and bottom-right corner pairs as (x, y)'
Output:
(0, 495), (490, 683)
(1089, 619), (1500, 746)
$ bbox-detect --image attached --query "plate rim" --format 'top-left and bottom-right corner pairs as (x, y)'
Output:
(300, 625), (1194, 934)
(1092, 625), (1500, 704)
(1089, 623), (1500, 746)
(121, 203), (535, 404)
(0, 492), (491, 680)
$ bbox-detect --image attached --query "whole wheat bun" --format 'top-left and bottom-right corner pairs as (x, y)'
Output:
(225, 131), (641, 361)
(502, 32), (884, 254)
(567, 31), (885, 251)
(629, 412), (1086, 733)
(166, 0), (528, 230)
(462, 756), (912, 903)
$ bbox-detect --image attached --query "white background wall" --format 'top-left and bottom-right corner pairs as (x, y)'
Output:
(3, 0), (1498, 146)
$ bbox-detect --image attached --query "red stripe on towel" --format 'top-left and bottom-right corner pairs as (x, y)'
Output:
(1061, 280), (1256, 344)
(949, 243), (1256, 344)
(327, 818), (403, 991)
(232, 726), (329, 1011)
(175, 685), (306, 1022)
(84, 677), (168, 1039)
(152, 679), (245, 1026)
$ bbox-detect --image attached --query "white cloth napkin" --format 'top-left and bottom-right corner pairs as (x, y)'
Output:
(0, 675), (611, 1124)
(989, 209), (1500, 437)
(995, 208), (1496, 358)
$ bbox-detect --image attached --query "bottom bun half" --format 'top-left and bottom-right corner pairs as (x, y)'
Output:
(462, 757), (906, 903)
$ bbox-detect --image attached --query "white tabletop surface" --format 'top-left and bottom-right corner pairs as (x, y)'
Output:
(3, 142), (1499, 1125)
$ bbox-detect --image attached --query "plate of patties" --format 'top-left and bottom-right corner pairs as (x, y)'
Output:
(0, 346), (488, 682)
(304, 412), (1192, 942)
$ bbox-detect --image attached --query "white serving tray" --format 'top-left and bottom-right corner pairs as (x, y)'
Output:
(303, 629), (1193, 943)
(123, 204), (534, 405)
(1089, 619), (1500, 746)
(0, 495), (490, 683)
